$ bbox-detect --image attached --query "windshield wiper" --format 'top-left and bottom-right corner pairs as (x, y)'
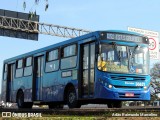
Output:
(129, 45), (140, 72)
(132, 45), (140, 59)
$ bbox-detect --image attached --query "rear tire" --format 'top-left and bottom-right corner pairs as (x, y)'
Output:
(67, 87), (81, 108)
(17, 91), (33, 108)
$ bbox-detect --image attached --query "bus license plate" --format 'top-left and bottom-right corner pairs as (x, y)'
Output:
(125, 93), (134, 97)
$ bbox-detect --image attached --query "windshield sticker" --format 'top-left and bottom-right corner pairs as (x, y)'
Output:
(130, 66), (135, 73)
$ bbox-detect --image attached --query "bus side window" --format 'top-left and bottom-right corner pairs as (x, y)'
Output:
(24, 57), (33, 76)
(61, 44), (77, 69)
(3, 64), (7, 80)
(15, 59), (24, 78)
(45, 49), (59, 72)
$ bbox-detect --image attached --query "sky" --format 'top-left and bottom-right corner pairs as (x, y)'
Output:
(0, 0), (160, 93)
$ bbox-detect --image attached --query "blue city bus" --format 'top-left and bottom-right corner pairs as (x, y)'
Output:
(1, 30), (150, 108)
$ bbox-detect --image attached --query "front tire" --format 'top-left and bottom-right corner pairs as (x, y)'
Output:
(67, 88), (81, 108)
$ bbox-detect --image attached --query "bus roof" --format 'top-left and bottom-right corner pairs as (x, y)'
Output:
(4, 30), (145, 63)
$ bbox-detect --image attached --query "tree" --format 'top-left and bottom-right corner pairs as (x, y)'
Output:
(150, 63), (160, 79)
(150, 62), (160, 101)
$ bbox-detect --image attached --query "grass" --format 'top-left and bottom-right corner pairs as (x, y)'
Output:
(0, 116), (160, 120)
(0, 110), (159, 120)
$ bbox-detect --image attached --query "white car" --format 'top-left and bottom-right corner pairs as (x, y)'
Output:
(0, 101), (5, 108)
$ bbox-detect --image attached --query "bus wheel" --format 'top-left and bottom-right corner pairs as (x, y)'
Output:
(67, 88), (81, 108)
(17, 91), (25, 108)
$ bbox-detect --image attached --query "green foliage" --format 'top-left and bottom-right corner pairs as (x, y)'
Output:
(150, 62), (160, 78)
(150, 62), (160, 100)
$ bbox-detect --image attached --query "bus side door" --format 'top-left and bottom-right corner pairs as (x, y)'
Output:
(33, 55), (44, 101)
(79, 42), (95, 98)
(6, 63), (15, 102)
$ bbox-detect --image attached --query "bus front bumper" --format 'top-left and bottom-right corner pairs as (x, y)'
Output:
(96, 86), (150, 101)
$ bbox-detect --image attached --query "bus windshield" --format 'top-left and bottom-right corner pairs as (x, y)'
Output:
(97, 43), (149, 74)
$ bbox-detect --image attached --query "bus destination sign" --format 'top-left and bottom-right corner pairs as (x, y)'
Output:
(100, 32), (149, 44)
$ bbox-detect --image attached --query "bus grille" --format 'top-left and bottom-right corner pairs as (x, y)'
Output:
(114, 85), (143, 89)
(110, 74), (146, 81)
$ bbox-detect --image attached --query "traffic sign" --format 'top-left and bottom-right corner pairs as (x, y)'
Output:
(128, 27), (159, 59)
(149, 38), (156, 50)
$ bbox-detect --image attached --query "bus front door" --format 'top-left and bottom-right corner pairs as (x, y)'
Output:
(79, 42), (95, 98)
(6, 63), (15, 102)
(33, 56), (44, 101)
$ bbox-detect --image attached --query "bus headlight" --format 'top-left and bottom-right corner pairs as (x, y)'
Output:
(99, 78), (113, 89)
(144, 86), (147, 90)
(108, 85), (113, 89)
(144, 85), (149, 90)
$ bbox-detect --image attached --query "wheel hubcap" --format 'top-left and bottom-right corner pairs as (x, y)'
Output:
(69, 92), (75, 103)
(18, 98), (21, 106)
